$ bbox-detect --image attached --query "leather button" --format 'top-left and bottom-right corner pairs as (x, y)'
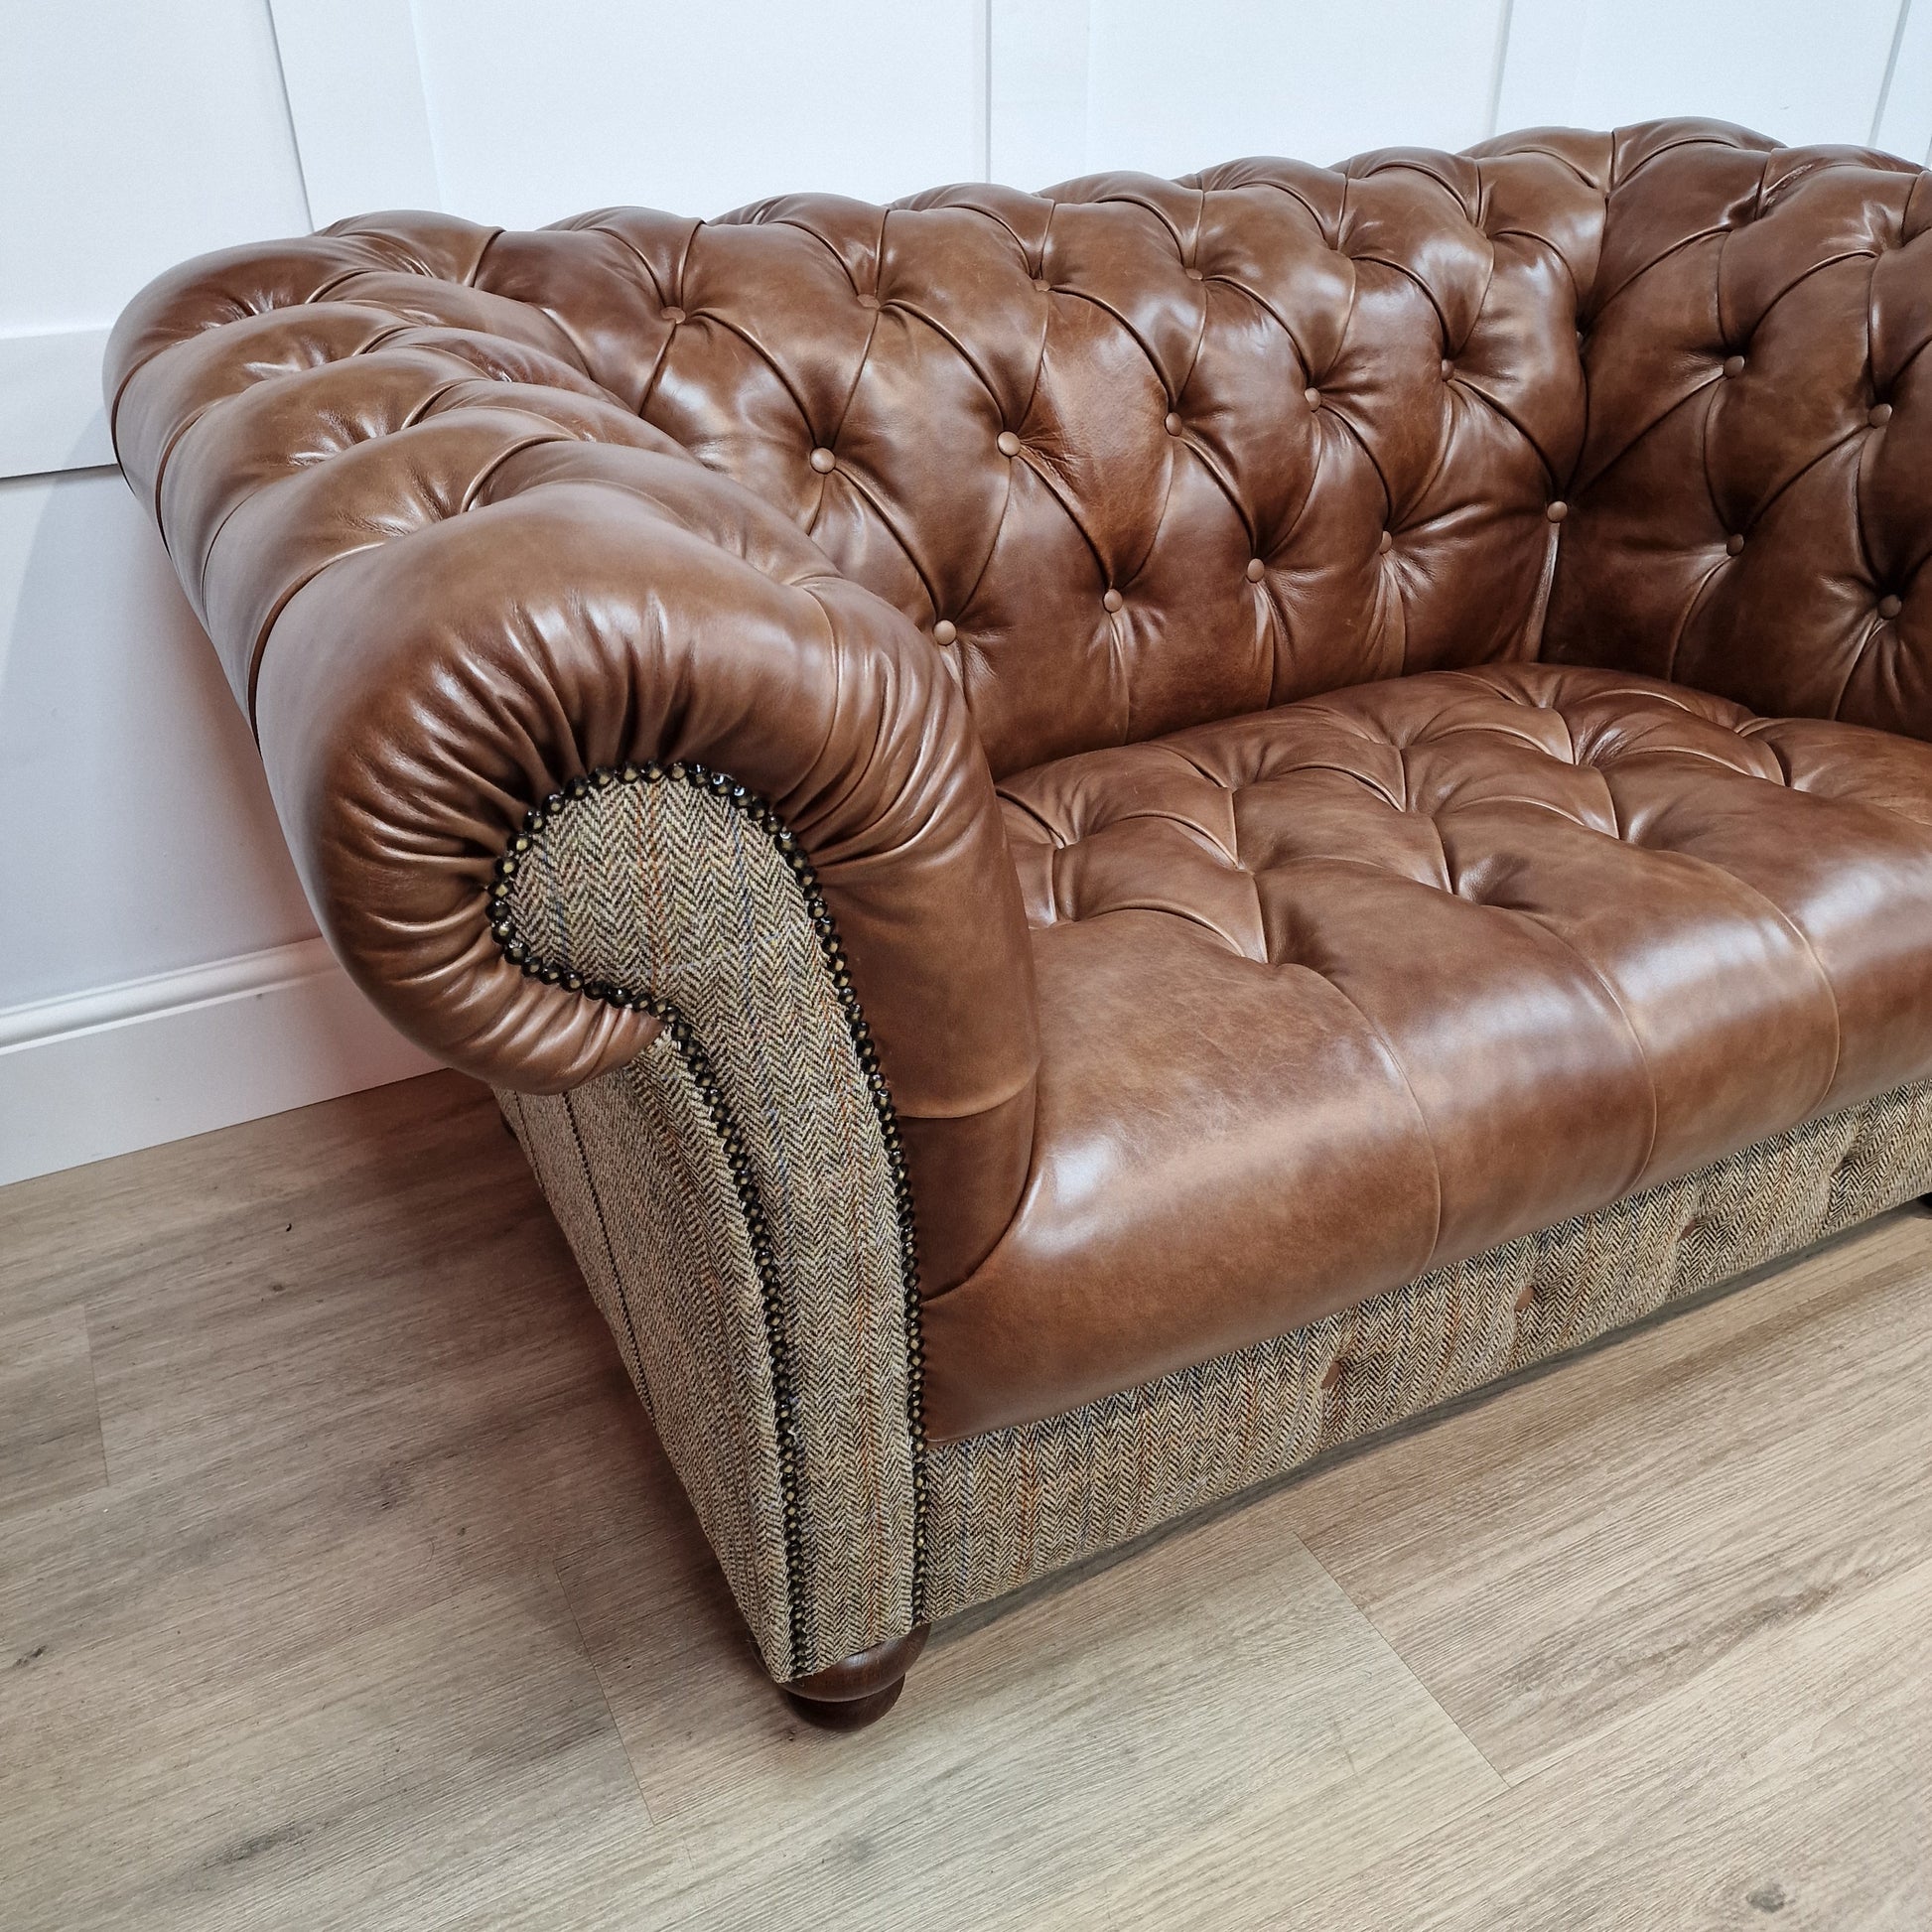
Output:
(1378, 530), (1393, 554)
(1033, 277), (1050, 292)
(1246, 558), (1267, 582)
(1102, 589), (1124, 613)
(932, 620), (958, 645)
(661, 306), (686, 325)
(1879, 595), (1903, 619)
(1546, 501), (1568, 523)
(856, 293), (880, 311)
(1723, 353), (1746, 377)
(997, 430), (1021, 457)
(1870, 403), (1894, 427)
(1441, 357), (1454, 378)
(1726, 533), (1745, 556)
(808, 447), (836, 473)
(1185, 267), (1204, 282)
(1305, 387), (1321, 409)
(1165, 412), (1182, 436)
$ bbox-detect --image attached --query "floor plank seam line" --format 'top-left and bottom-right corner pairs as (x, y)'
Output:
(1299, 1537), (1513, 1794)
(545, 1555), (663, 1833)
(77, 1300), (111, 1491)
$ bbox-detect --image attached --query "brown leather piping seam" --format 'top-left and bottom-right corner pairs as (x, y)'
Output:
(483, 756), (929, 1665)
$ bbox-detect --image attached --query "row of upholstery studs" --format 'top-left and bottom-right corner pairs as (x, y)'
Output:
(483, 754), (930, 1635)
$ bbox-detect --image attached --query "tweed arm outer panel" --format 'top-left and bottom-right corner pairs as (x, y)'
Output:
(491, 767), (919, 1681)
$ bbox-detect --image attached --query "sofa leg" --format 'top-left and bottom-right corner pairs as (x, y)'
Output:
(781, 1625), (929, 1731)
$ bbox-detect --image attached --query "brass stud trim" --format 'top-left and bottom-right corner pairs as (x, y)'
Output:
(486, 759), (930, 1663)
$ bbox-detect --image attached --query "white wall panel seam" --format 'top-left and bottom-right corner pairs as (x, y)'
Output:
(1486, 0), (1519, 137)
(0, 330), (116, 481)
(266, 0), (444, 226)
(259, 0), (317, 232)
(1874, 0), (1932, 158)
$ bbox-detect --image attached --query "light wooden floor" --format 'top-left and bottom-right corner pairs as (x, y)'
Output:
(4, 1072), (1930, 1930)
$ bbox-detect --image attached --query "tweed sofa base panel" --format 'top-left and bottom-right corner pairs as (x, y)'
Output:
(922, 1078), (1932, 1621)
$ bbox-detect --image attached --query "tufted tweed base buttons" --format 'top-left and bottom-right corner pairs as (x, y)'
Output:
(1246, 558), (1267, 582)
(1102, 589), (1124, 613)
(996, 430), (1021, 457)
(1879, 595), (1904, 619)
(808, 447), (836, 473)
(932, 620), (958, 645)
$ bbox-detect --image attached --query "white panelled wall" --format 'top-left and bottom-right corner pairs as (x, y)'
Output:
(3, 0), (1929, 1183)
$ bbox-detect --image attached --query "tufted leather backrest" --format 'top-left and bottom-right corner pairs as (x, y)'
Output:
(107, 119), (1932, 784)
(471, 139), (1609, 775)
(1544, 126), (1932, 735)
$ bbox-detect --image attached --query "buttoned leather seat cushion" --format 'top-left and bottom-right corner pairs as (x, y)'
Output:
(920, 661), (1932, 1439)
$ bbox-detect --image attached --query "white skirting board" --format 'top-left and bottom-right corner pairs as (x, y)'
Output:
(0, 939), (441, 1187)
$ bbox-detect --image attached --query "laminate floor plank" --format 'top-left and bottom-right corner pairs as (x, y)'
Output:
(0, 1075), (473, 1327)
(0, 1304), (107, 1520)
(1269, 1214), (1932, 1787)
(2, 1070), (1929, 1928)
(555, 1498), (1501, 1932)
(1291, 1554), (1932, 1931)
(0, 1564), (670, 1932)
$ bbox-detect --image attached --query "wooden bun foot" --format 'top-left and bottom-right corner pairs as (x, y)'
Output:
(781, 1624), (928, 1731)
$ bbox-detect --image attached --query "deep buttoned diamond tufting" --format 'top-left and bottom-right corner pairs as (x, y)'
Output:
(951, 659), (1932, 1435)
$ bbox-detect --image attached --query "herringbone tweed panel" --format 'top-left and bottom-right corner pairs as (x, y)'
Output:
(923, 1078), (1932, 1619)
(496, 774), (916, 1681)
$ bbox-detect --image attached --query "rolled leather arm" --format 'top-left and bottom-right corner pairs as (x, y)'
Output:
(105, 222), (1040, 1290)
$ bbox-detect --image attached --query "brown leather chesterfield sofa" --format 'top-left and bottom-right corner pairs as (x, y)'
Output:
(109, 119), (1932, 1727)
